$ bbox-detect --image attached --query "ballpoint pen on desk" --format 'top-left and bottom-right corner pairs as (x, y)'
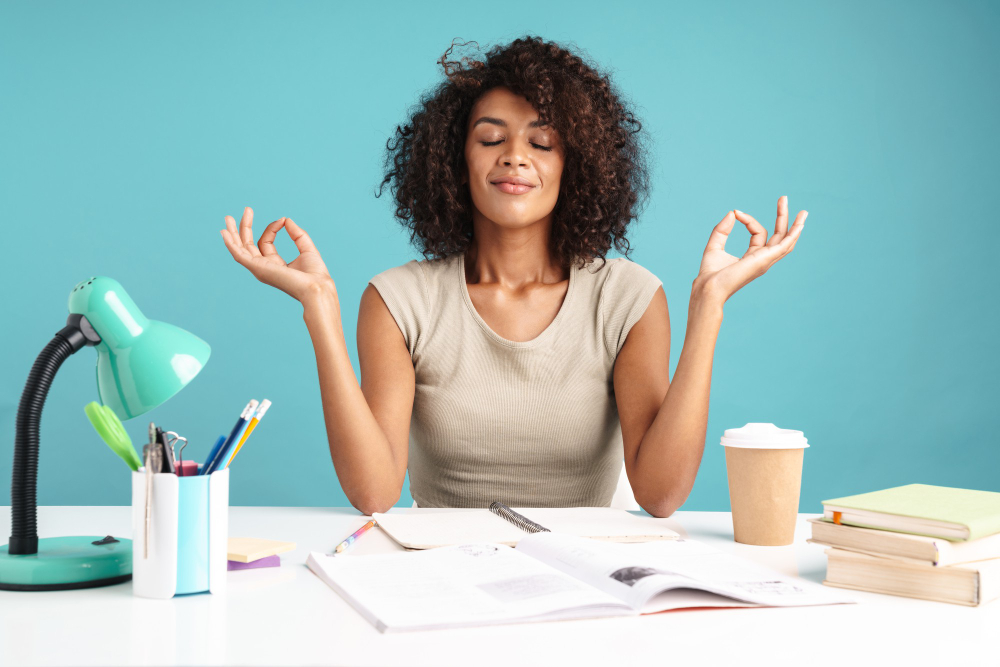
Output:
(334, 520), (377, 554)
(225, 399), (271, 469)
(203, 399), (258, 475)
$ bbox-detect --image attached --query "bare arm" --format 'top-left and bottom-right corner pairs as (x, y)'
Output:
(301, 284), (413, 514)
(220, 207), (412, 514)
(616, 197), (807, 517)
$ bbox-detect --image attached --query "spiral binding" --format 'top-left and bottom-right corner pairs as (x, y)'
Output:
(489, 501), (551, 534)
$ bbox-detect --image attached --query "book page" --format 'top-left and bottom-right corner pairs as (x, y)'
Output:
(306, 543), (632, 633)
(515, 533), (854, 612)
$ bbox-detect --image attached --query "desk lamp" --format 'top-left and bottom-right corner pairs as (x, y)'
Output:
(0, 276), (210, 591)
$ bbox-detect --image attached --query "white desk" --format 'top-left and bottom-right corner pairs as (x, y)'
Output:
(1, 507), (997, 666)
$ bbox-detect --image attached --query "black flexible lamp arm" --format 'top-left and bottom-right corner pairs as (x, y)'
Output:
(9, 314), (101, 555)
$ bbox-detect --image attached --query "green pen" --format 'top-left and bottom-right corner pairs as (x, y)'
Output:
(84, 401), (143, 471)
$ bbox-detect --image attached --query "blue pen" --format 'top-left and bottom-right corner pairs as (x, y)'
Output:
(203, 399), (258, 475)
(201, 435), (228, 475)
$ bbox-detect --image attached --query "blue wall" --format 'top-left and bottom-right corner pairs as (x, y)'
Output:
(1, 1), (997, 510)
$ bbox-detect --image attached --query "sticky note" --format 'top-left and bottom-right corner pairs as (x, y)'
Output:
(227, 537), (296, 563)
(228, 555), (280, 570)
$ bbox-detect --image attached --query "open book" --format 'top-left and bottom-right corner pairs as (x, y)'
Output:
(306, 533), (853, 633)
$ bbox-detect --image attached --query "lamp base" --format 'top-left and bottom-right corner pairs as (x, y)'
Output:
(0, 536), (132, 591)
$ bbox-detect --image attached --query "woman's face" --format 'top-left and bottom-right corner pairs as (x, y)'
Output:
(463, 86), (565, 231)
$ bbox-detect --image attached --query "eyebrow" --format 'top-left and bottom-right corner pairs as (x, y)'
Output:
(471, 116), (549, 129)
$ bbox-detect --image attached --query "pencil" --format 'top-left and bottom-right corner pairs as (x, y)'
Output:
(334, 520), (377, 554)
(203, 399), (258, 475)
(225, 399), (271, 469)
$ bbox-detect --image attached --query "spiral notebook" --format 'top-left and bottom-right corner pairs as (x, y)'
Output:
(371, 502), (680, 550)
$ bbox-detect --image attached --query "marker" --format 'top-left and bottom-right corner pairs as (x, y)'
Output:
(203, 399), (258, 475)
(225, 399), (271, 469)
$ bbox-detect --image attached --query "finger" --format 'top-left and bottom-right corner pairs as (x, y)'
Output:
(705, 210), (738, 253)
(766, 196), (789, 247)
(238, 207), (262, 257)
(733, 209), (769, 253)
(220, 225), (253, 266)
(223, 216), (252, 259)
(773, 211), (807, 257)
(281, 217), (320, 255)
(258, 218), (289, 262)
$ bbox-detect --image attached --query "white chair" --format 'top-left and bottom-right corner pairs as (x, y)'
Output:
(412, 461), (641, 510)
(609, 461), (641, 511)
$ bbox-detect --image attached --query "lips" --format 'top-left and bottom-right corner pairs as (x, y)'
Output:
(490, 176), (536, 195)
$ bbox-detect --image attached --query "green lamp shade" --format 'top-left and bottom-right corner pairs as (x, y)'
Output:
(68, 276), (211, 420)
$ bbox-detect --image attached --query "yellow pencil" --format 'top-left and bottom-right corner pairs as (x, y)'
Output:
(225, 399), (271, 468)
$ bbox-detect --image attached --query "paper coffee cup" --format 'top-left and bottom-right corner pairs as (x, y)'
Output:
(721, 423), (809, 546)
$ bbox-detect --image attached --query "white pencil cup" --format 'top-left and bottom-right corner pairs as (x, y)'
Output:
(130, 467), (229, 599)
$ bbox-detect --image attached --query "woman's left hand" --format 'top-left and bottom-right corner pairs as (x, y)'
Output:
(694, 195), (807, 303)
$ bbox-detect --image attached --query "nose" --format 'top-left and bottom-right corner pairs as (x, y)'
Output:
(501, 142), (529, 168)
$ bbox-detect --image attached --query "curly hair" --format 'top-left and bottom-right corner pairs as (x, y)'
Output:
(376, 35), (652, 268)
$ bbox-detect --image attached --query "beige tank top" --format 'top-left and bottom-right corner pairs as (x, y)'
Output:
(369, 252), (662, 508)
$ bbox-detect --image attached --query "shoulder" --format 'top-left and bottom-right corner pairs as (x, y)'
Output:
(596, 258), (664, 358)
(367, 255), (458, 354)
(603, 257), (661, 285)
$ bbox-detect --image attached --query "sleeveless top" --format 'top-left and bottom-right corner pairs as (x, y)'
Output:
(368, 252), (663, 508)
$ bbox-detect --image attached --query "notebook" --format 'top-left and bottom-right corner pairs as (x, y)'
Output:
(306, 532), (853, 633)
(371, 504), (681, 550)
(822, 484), (1000, 541)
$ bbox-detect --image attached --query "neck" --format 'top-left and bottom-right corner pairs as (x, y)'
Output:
(465, 214), (566, 288)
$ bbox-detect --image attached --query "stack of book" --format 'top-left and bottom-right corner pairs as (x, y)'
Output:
(810, 484), (1000, 606)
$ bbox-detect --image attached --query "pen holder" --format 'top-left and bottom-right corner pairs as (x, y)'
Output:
(130, 467), (229, 599)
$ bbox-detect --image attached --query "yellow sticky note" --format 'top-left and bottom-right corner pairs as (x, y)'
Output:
(227, 537), (297, 563)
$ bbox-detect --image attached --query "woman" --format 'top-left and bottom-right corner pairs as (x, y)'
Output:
(219, 36), (806, 517)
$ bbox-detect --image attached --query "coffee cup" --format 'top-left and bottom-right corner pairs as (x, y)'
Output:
(721, 423), (809, 546)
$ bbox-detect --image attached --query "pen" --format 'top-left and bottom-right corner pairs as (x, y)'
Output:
(203, 399), (258, 475)
(225, 399), (271, 469)
(334, 519), (377, 554)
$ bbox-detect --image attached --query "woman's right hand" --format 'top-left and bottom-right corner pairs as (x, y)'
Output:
(220, 207), (334, 303)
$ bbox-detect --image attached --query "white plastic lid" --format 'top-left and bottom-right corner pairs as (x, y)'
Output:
(719, 422), (809, 449)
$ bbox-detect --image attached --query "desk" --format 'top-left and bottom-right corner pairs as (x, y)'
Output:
(1, 507), (997, 666)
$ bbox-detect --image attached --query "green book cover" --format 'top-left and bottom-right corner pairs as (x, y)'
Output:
(822, 484), (1000, 541)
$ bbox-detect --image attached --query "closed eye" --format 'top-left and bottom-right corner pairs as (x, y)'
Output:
(480, 140), (553, 152)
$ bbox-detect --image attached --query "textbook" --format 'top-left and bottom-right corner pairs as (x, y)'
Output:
(807, 518), (1000, 567)
(371, 506), (680, 550)
(823, 547), (1000, 606)
(306, 533), (852, 633)
(822, 484), (1000, 541)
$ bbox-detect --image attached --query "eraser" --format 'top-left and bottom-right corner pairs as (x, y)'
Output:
(177, 460), (200, 477)
(228, 555), (280, 570)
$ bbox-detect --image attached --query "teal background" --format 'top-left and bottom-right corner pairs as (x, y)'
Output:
(1, 1), (997, 511)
